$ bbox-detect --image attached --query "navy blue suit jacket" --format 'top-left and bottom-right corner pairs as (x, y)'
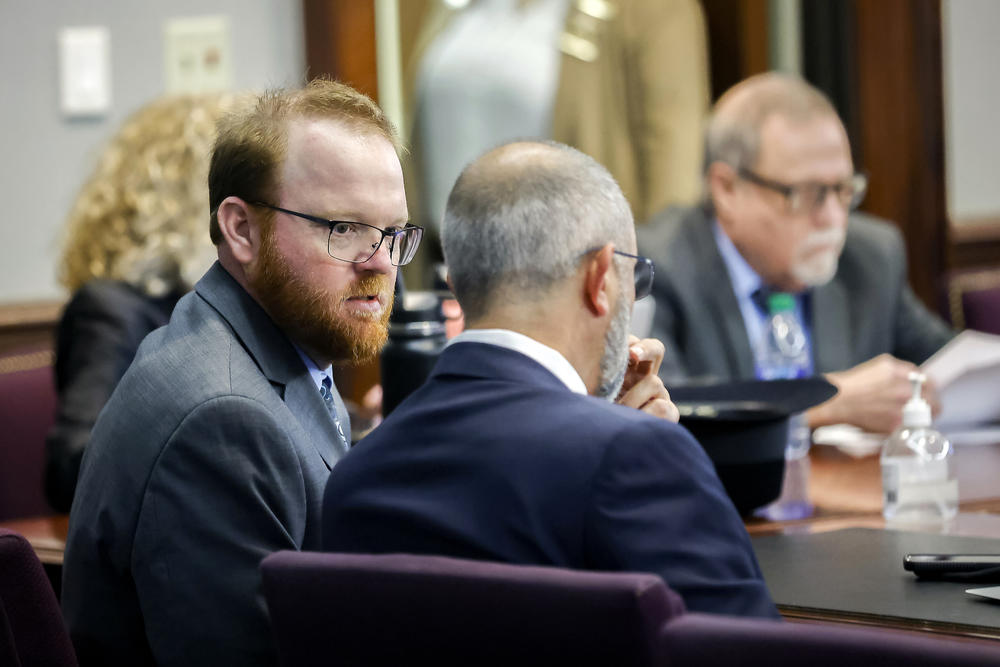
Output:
(323, 341), (778, 618)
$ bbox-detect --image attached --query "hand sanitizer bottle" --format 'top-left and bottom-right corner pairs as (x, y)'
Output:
(880, 372), (958, 524)
(754, 292), (813, 521)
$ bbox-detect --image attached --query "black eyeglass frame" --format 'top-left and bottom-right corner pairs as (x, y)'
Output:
(250, 201), (424, 266)
(737, 168), (868, 214)
(582, 247), (655, 301)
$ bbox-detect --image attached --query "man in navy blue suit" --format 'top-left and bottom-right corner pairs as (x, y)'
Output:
(323, 140), (778, 618)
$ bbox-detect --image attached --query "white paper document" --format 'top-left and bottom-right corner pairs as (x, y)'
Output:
(922, 330), (1000, 429)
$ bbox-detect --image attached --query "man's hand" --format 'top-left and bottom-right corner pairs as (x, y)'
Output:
(807, 353), (941, 434)
(616, 335), (680, 422)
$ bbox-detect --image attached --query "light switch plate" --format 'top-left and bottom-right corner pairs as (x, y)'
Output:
(59, 26), (111, 117)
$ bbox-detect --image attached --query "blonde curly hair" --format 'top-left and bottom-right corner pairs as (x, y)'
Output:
(59, 93), (240, 297)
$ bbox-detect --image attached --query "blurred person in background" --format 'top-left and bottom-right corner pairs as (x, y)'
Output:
(638, 73), (954, 434)
(45, 93), (237, 512)
(400, 0), (710, 284)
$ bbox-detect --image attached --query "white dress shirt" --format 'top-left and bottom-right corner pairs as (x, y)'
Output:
(447, 328), (588, 394)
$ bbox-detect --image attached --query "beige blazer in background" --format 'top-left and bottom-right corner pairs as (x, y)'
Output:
(400, 0), (711, 226)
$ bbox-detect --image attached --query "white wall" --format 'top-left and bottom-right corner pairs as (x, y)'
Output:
(0, 0), (305, 303)
(942, 0), (1000, 223)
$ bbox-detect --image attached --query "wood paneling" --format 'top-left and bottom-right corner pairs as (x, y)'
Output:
(0, 300), (61, 356)
(303, 0), (379, 100)
(949, 218), (1000, 271)
(701, 0), (770, 101)
(302, 0), (382, 404)
(852, 0), (947, 310)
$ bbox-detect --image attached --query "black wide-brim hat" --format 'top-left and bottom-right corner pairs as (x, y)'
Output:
(670, 378), (839, 516)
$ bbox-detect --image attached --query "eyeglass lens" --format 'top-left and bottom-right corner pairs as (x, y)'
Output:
(327, 223), (423, 266)
(633, 259), (654, 300)
(791, 174), (868, 213)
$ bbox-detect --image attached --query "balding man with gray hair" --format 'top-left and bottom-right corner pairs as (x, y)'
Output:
(639, 73), (954, 436)
(323, 140), (778, 619)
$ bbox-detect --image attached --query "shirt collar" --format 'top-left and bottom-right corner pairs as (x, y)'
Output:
(447, 328), (588, 395)
(293, 345), (333, 393)
(713, 219), (763, 303)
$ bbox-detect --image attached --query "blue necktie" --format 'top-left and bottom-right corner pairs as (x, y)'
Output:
(320, 376), (349, 449)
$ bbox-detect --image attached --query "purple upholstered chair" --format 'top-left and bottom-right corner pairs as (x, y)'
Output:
(660, 612), (1000, 666)
(260, 551), (685, 667)
(0, 348), (56, 522)
(945, 267), (1000, 335)
(0, 528), (78, 666)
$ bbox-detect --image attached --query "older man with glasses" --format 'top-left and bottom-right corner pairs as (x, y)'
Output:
(63, 79), (419, 667)
(639, 73), (954, 436)
(322, 140), (779, 619)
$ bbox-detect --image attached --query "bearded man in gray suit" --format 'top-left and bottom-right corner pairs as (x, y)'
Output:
(62, 80), (421, 667)
(638, 73), (953, 435)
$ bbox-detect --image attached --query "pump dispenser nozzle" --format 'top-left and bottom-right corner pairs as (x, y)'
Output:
(903, 371), (932, 428)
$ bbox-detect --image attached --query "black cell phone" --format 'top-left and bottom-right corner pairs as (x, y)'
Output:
(904, 554), (1000, 581)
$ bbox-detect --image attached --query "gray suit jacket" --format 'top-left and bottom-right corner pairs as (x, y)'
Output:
(637, 206), (954, 384)
(62, 262), (349, 667)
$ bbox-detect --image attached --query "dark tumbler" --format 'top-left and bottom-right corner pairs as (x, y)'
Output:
(380, 291), (447, 417)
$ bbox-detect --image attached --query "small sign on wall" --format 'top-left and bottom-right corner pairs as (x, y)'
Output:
(164, 16), (232, 94)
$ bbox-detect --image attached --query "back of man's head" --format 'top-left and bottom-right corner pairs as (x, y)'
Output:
(703, 73), (841, 181)
(207, 78), (399, 244)
(442, 141), (634, 323)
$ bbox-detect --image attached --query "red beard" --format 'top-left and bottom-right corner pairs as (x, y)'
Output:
(249, 222), (394, 365)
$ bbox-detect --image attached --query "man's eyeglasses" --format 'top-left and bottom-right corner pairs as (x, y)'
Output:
(251, 202), (424, 266)
(738, 168), (868, 215)
(583, 248), (654, 300)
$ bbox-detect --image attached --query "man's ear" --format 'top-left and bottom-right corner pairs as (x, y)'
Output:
(707, 162), (739, 223)
(216, 196), (256, 265)
(582, 243), (615, 317)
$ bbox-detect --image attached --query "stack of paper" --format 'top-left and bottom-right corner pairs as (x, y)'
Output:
(922, 330), (1000, 430)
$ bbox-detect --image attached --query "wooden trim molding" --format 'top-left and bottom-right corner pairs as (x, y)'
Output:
(0, 348), (54, 375)
(950, 217), (1000, 244)
(0, 300), (63, 331)
(0, 299), (63, 356)
(948, 217), (1000, 271)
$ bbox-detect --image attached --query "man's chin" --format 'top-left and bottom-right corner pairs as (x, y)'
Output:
(791, 254), (839, 288)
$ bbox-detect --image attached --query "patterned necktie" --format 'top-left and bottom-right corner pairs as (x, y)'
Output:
(320, 375), (350, 449)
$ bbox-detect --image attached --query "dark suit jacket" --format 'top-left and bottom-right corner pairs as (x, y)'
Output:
(637, 206), (955, 383)
(45, 280), (181, 512)
(323, 341), (778, 619)
(62, 263), (349, 667)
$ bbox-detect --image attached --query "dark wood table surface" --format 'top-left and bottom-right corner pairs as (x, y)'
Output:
(744, 441), (1000, 641)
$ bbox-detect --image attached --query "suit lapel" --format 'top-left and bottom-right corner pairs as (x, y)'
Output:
(688, 215), (757, 378)
(811, 278), (851, 374)
(194, 263), (346, 469)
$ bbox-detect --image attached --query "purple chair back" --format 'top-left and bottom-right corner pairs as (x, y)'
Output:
(0, 348), (56, 521)
(945, 268), (1000, 334)
(660, 612), (1000, 666)
(0, 528), (77, 666)
(261, 551), (685, 667)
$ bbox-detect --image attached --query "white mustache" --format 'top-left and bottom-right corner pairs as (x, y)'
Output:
(798, 228), (845, 255)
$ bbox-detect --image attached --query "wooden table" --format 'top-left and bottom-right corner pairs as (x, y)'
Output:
(747, 442), (1000, 537)
(746, 442), (1000, 641)
(0, 513), (68, 564)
